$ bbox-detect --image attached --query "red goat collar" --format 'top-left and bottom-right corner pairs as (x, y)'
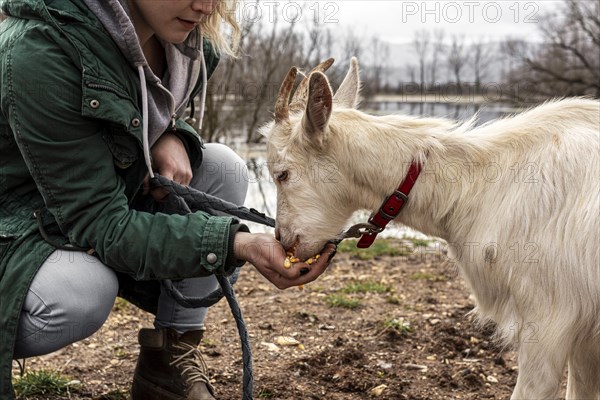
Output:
(356, 156), (426, 248)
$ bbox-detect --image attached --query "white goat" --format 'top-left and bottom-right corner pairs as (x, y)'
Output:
(261, 58), (600, 399)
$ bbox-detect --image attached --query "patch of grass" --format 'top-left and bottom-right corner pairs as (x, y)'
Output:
(409, 238), (431, 247)
(381, 317), (413, 334)
(337, 238), (408, 260)
(410, 272), (447, 282)
(112, 297), (130, 312)
(13, 369), (81, 397)
(113, 346), (128, 359)
(340, 280), (391, 294)
(325, 294), (361, 309)
(258, 389), (275, 398)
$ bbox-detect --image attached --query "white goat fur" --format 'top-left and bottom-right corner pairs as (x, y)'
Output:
(262, 58), (600, 399)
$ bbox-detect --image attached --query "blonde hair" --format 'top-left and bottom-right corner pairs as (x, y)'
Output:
(201, 0), (240, 57)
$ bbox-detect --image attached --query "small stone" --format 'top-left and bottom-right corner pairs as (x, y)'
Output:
(318, 324), (336, 330)
(258, 322), (273, 330)
(402, 363), (428, 372)
(370, 384), (388, 396)
(260, 342), (280, 352)
(487, 375), (499, 383)
(275, 336), (301, 346)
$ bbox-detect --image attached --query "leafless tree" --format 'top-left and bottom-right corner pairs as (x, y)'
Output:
(406, 65), (416, 86)
(197, 4), (378, 144)
(504, 0), (600, 99)
(201, 1), (303, 143)
(243, 16), (302, 143)
(360, 36), (390, 97)
(446, 34), (468, 89)
(429, 29), (446, 87)
(300, 15), (337, 68)
(338, 28), (364, 83)
(200, 20), (255, 143)
(471, 37), (493, 90)
(413, 29), (430, 93)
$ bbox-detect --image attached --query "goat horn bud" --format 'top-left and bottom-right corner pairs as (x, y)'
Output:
(290, 58), (335, 112)
(275, 66), (298, 123)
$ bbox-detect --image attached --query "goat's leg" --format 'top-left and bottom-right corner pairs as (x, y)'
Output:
(510, 340), (567, 400)
(566, 342), (600, 400)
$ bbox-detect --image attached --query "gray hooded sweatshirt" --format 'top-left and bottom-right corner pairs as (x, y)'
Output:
(82, 0), (204, 151)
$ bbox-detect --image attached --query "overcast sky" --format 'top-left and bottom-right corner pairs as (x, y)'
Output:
(338, 0), (562, 42)
(242, 0), (564, 43)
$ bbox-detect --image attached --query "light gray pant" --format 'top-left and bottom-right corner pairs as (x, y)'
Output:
(14, 144), (248, 359)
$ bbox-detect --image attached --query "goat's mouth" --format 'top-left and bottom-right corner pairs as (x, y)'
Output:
(284, 236), (316, 260)
(290, 238), (329, 261)
(284, 236), (300, 255)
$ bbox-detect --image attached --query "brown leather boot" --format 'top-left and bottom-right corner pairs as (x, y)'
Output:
(131, 328), (216, 400)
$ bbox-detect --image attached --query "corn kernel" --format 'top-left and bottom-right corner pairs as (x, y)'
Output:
(284, 258), (291, 269)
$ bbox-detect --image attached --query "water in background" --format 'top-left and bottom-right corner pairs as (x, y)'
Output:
(237, 102), (514, 237)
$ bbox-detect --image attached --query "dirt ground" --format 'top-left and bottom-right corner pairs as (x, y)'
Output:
(13, 239), (531, 400)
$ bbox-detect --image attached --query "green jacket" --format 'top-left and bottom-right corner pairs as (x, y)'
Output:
(0, 0), (243, 396)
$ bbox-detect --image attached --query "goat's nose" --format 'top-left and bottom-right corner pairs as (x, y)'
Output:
(275, 227), (281, 241)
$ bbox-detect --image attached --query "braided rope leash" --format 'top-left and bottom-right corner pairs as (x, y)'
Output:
(149, 175), (273, 400)
(150, 175), (275, 226)
(216, 274), (254, 400)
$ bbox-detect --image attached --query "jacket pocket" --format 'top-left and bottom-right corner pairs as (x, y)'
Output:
(0, 231), (20, 262)
(103, 127), (141, 169)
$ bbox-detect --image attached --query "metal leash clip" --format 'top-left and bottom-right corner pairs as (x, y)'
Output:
(334, 223), (384, 244)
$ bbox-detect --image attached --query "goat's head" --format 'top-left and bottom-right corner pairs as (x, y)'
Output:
(261, 57), (362, 259)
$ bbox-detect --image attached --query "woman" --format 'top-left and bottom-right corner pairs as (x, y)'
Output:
(0, 1), (336, 399)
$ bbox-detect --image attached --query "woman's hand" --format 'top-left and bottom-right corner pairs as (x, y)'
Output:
(152, 132), (192, 183)
(234, 232), (336, 289)
(144, 132), (192, 200)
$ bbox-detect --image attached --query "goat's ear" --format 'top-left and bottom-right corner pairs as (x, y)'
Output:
(301, 71), (333, 144)
(333, 57), (360, 109)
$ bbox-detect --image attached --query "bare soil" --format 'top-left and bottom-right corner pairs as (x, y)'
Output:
(13, 241), (523, 400)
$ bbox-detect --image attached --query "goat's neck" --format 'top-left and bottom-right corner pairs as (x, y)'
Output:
(335, 112), (482, 241)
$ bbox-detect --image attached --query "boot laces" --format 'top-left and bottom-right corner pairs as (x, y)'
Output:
(170, 341), (214, 390)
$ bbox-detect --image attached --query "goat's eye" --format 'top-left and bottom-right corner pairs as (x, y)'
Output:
(276, 171), (289, 182)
